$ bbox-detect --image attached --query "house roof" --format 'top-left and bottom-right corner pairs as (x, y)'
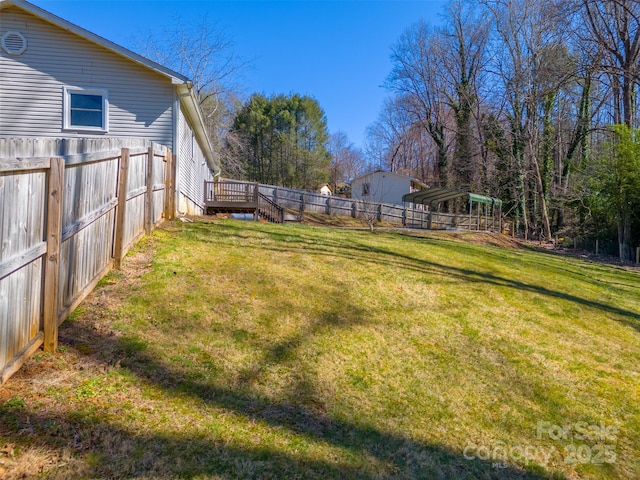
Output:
(0, 0), (217, 171)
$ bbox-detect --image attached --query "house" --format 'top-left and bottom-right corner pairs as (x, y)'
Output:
(319, 184), (332, 196)
(0, 0), (218, 215)
(351, 170), (427, 205)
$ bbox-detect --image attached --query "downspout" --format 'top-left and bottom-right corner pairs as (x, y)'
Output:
(174, 89), (187, 215)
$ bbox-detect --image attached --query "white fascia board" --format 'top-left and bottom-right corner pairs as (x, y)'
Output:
(175, 83), (219, 172)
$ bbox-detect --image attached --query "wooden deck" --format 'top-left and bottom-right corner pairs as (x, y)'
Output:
(204, 180), (258, 215)
(204, 181), (284, 223)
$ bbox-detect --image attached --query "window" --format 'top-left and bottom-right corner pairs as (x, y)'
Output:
(362, 182), (371, 196)
(63, 87), (108, 131)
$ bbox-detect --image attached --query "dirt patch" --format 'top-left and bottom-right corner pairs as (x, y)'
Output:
(438, 231), (527, 249)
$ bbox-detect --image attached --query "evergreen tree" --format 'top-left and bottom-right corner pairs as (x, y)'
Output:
(230, 94), (331, 189)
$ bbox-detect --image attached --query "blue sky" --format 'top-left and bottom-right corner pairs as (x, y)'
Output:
(31, 0), (447, 149)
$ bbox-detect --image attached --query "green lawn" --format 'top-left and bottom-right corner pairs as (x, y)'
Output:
(1, 219), (639, 479)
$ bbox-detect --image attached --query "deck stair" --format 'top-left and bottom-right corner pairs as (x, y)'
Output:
(257, 193), (284, 223)
(205, 180), (287, 224)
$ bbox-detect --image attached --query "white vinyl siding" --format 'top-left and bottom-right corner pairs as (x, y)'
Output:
(0, 6), (174, 148)
(177, 107), (213, 215)
(352, 172), (413, 206)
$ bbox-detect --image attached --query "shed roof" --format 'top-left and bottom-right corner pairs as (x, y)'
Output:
(403, 187), (502, 207)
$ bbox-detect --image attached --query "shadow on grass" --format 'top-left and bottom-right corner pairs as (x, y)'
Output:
(201, 221), (640, 332)
(6, 220), (630, 478)
(1, 317), (565, 480)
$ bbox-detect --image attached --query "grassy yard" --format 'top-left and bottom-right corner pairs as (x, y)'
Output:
(1, 219), (639, 479)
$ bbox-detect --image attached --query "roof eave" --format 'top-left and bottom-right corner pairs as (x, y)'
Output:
(1, 0), (188, 84)
(1, 0), (218, 170)
(176, 84), (219, 172)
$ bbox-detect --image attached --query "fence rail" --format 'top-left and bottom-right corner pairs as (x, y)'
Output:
(1, 142), (176, 383)
(252, 182), (506, 233)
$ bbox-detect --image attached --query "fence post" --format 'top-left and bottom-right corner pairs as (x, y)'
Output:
(402, 207), (407, 227)
(327, 196), (332, 215)
(636, 246), (639, 265)
(163, 148), (170, 220)
(170, 152), (176, 220)
(114, 149), (130, 270)
(352, 201), (358, 218)
(377, 203), (382, 221)
(144, 145), (154, 234)
(163, 150), (175, 220)
(164, 149), (174, 220)
(43, 156), (64, 352)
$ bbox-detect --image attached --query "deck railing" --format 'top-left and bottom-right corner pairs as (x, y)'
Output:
(205, 180), (507, 233)
(205, 180), (258, 204)
(258, 193), (285, 223)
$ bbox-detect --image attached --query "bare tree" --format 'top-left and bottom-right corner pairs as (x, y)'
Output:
(388, 22), (452, 187)
(328, 131), (366, 193)
(578, 0), (640, 129)
(481, 0), (573, 240)
(439, 0), (490, 191)
(133, 15), (248, 174)
(365, 96), (439, 184)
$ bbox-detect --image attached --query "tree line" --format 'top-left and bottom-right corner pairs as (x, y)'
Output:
(367, 0), (639, 259)
(226, 93), (332, 190)
(135, 1), (639, 259)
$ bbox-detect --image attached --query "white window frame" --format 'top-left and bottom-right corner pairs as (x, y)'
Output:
(63, 87), (109, 132)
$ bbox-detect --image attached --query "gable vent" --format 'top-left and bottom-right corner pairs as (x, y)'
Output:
(2, 31), (27, 56)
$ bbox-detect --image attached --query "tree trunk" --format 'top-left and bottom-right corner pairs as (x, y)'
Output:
(618, 210), (633, 261)
(532, 154), (553, 241)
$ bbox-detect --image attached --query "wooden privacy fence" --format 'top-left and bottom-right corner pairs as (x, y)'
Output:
(0, 144), (175, 383)
(255, 184), (504, 233)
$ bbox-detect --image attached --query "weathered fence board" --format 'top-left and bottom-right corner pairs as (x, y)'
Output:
(249, 180), (503, 232)
(152, 150), (167, 226)
(0, 137), (154, 158)
(0, 167), (47, 372)
(43, 157), (63, 352)
(0, 139), (172, 383)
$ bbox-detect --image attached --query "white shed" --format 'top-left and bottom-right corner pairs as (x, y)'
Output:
(0, 0), (217, 215)
(319, 184), (332, 196)
(351, 170), (427, 206)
